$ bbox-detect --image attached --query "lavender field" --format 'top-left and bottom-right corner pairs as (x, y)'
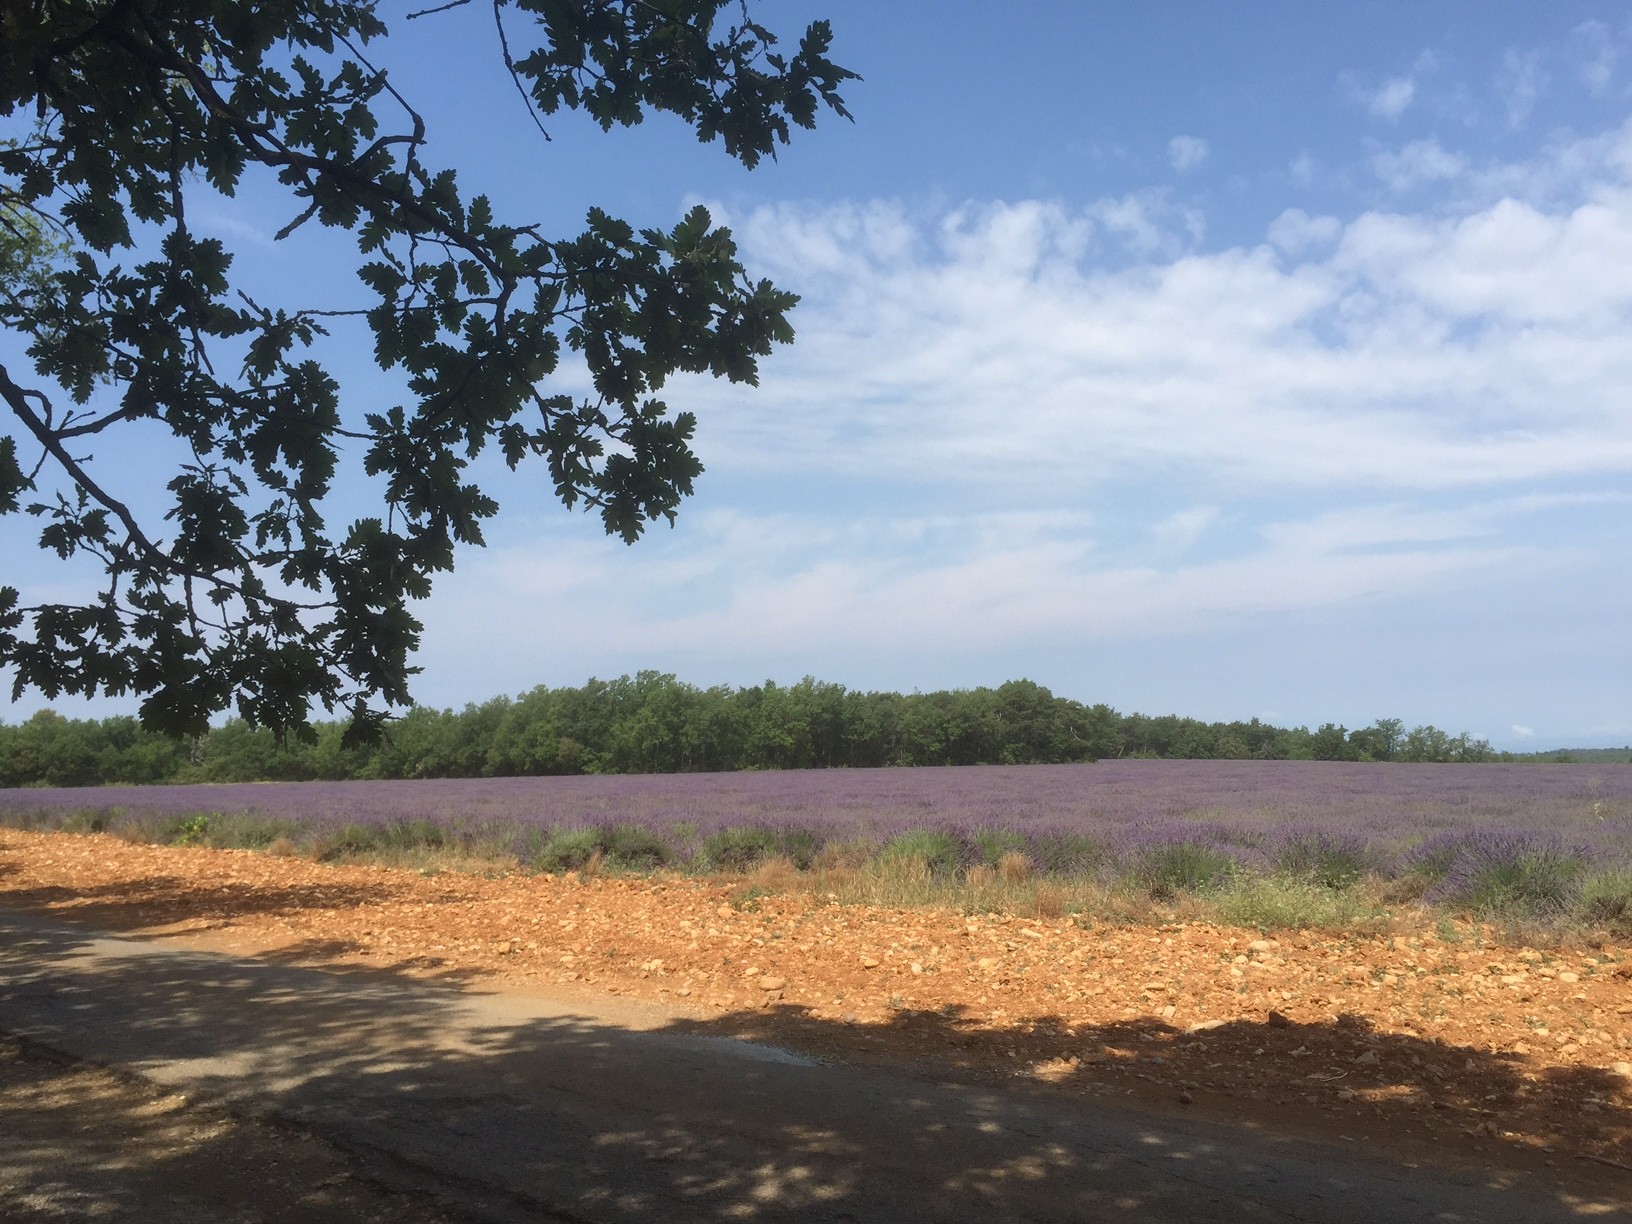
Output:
(5, 761), (1632, 923)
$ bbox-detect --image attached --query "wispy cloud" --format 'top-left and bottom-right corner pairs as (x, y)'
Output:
(192, 207), (276, 247)
(1366, 76), (1417, 121)
(414, 117), (1632, 731)
(1168, 135), (1210, 172)
(1267, 209), (1342, 254)
(706, 139), (1632, 497)
(1344, 53), (1438, 123)
(1152, 506), (1219, 553)
(1574, 20), (1622, 97)
(426, 507), (1543, 692)
(1371, 139), (1469, 193)
(1496, 48), (1549, 127)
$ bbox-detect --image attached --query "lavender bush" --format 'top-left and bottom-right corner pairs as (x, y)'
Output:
(1270, 825), (1387, 889)
(4, 761), (1631, 926)
(1414, 828), (1590, 918)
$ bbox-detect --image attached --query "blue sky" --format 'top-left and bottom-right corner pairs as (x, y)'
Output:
(7, 2), (1632, 747)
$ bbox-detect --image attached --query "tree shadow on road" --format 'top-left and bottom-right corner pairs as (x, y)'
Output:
(0, 1031), (453, 1224)
(256, 936), (497, 988)
(0, 874), (411, 935)
(0, 911), (1626, 1223)
(681, 999), (1631, 1183)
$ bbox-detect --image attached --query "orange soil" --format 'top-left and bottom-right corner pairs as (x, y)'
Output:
(2, 828), (1629, 1198)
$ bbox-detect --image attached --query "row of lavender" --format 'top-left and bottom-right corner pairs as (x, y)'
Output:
(4, 761), (1630, 917)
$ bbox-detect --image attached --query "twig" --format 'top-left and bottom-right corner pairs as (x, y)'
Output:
(406, 0), (470, 17)
(1574, 1152), (1632, 1172)
(492, 0), (552, 142)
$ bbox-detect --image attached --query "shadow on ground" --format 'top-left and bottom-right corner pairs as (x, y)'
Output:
(0, 1032), (454, 1223)
(0, 874), (410, 934)
(0, 911), (1625, 1223)
(691, 999), (1631, 1170)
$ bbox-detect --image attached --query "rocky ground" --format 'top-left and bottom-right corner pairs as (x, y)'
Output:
(2, 828), (1629, 1200)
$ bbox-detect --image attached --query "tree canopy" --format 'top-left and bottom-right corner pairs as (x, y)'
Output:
(0, 0), (855, 741)
(0, 672), (1517, 789)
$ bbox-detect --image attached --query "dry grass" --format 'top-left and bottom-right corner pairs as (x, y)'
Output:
(996, 850), (1032, 883)
(771, 852), (1121, 921)
(310, 839), (1599, 945)
(705, 854), (1434, 936)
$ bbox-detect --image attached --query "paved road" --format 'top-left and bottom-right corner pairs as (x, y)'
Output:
(0, 910), (1617, 1222)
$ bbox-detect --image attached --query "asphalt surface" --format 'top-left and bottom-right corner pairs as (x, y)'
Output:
(0, 909), (1620, 1222)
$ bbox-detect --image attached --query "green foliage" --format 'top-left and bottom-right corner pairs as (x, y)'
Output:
(602, 824), (674, 871)
(698, 824), (819, 870)
(530, 823), (673, 873)
(169, 813), (212, 846)
(699, 826), (780, 871)
(1403, 840), (1460, 885)
(0, 675), (1540, 787)
(1132, 843), (1237, 899)
(0, 2), (856, 741)
(1447, 851), (1586, 920)
(58, 808), (114, 835)
(878, 828), (965, 879)
(200, 813), (304, 850)
(532, 827), (605, 873)
(1272, 834), (1372, 889)
(379, 818), (449, 852)
(315, 822), (385, 860)
(1027, 832), (1106, 876)
(973, 828), (1029, 866)
(1216, 874), (1378, 930)
(304, 819), (478, 861)
(1578, 869), (1632, 934)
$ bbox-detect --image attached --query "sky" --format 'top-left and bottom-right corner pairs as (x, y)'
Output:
(6, 2), (1632, 748)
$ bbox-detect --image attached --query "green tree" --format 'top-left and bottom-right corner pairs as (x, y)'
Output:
(1310, 722), (1351, 761)
(1401, 724), (1453, 763)
(0, 1), (854, 742)
(1348, 717), (1404, 761)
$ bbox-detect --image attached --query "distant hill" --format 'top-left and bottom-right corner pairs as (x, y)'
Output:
(1510, 747), (1632, 764)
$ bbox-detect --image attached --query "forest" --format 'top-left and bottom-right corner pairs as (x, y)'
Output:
(0, 672), (1542, 788)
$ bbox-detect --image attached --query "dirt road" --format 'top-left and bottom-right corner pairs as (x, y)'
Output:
(1, 907), (1625, 1222)
(0, 1029), (456, 1223)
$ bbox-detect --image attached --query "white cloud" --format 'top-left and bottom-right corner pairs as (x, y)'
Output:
(1345, 54), (1438, 124)
(1371, 140), (1469, 193)
(1366, 76), (1416, 121)
(411, 120), (1632, 699)
(1152, 506), (1218, 552)
(1496, 49), (1549, 128)
(193, 207), (276, 247)
(1335, 193), (1632, 322)
(425, 508), (1542, 687)
(1168, 135), (1210, 172)
(708, 154), (1632, 500)
(1362, 119), (1632, 215)
(1511, 724), (1535, 738)
(1268, 208), (1342, 254)
(1086, 190), (1206, 256)
(1575, 21), (1621, 97)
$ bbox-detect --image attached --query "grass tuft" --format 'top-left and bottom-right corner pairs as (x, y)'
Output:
(1130, 842), (1237, 899)
(1577, 868), (1632, 935)
(1213, 873), (1386, 932)
(877, 829), (967, 880)
(996, 850), (1033, 883)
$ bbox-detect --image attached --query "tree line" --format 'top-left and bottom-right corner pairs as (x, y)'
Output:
(0, 672), (1542, 789)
